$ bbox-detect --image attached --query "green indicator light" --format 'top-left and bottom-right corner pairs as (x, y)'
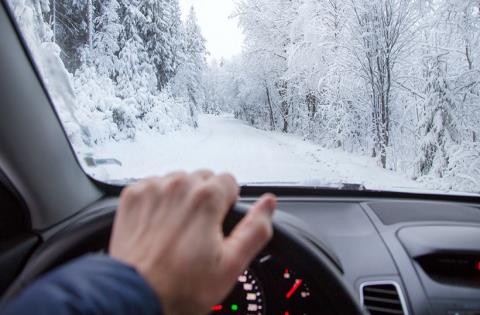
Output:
(231, 304), (238, 311)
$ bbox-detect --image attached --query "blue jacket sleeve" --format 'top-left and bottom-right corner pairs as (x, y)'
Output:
(0, 255), (163, 315)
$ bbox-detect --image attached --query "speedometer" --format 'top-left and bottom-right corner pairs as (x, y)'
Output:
(210, 254), (334, 315)
(278, 267), (313, 314)
(257, 253), (334, 315)
(209, 269), (265, 315)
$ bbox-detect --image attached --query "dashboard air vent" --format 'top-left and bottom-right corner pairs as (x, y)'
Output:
(361, 282), (407, 315)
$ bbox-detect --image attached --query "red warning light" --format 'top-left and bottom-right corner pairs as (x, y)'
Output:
(476, 261), (480, 271)
(211, 305), (223, 311)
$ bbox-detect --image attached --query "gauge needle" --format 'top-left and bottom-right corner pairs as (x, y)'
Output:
(286, 279), (303, 299)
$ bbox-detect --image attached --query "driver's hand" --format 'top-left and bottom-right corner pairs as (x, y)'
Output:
(109, 171), (276, 315)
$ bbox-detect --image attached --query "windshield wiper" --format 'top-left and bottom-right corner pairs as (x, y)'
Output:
(241, 181), (367, 191)
(336, 183), (367, 191)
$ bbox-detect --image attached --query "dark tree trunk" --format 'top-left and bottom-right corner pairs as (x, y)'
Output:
(306, 91), (317, 120)
(282, 107), (289, 133)
(265, 85), (276, 130)
(276, 80), (289, 133)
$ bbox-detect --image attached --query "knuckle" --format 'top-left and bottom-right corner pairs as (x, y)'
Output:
(120, 185), (141, 203)
(163, 173), (188, 193)
(192, 183), (217, 205)
(198, 184), (216, 200)
(218, 173), (238, 190)
(203, 169), (215, 176)
(195, 169), (214, 178)
(164, 180), (176, 193)
(143, 179), (162, 195)
(219, 172), (237, 184)
(165, 170), (188, 178)
(171, 171), (189, 181)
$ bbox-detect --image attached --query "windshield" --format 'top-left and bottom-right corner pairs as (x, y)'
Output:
(6, 0), (480, 195)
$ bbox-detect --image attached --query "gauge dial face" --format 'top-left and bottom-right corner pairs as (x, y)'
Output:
(257, 254), (332, 315)
(280, 268), (312, 315)
(209, 269), (265, 315)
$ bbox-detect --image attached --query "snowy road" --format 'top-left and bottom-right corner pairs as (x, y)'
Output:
(90, 114), (418, 190)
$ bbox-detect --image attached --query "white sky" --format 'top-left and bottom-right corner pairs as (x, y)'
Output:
(179, 0), (244, 60)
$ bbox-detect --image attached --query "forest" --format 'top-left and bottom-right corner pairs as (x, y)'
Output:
(9, 0), (208, 143)
(207, 0), (480, 192)
(8, 0), (480, 193)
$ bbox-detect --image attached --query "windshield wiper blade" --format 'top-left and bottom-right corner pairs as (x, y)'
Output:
(241, 181), (367, 191)
(336, 183), (367, 191)
(286, 180), (367, 191)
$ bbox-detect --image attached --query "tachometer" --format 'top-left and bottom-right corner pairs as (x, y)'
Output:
(209, 269), (265, 315)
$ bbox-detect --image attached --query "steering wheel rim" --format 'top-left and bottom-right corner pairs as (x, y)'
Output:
(1, 202), (365, 315)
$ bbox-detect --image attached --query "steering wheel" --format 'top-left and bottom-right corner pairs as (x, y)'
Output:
(1, 202), (365, 314)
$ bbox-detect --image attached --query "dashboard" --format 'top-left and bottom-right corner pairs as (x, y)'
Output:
(6, 195), (480, 315)
(230, 196), (480, 315)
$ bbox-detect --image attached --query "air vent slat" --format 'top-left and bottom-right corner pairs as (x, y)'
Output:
(364, 296), (401, 305)
(361, 282), (407, 315)
(364, 287), (398, 295)
(366, 305), (404, 314)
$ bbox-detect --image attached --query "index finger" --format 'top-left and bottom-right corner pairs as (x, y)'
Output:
(219, 194), (276, 277)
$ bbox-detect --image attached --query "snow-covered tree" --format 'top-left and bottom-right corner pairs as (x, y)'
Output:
(116, 1), (156, 122)
(203, 59), (224, 115)
(172, 7), (207, 114)
(50, 0), (96, 71)
(91, 0), (122, 78)
(142, 0), (184, 89)
(417, 54), (458, 177)
(349, 0), (417, 167)
(436, 0), (480, 143)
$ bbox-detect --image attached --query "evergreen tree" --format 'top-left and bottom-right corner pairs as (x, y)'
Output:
(52, 0), (95, 71)
(116, 0), (157, 121)
(417, 54), (458, 177)
(143, 0), (184, 89)
(173, 7), (208, 111)
(92, 0), (123, 78)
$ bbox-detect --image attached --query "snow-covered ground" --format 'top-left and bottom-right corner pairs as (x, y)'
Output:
(87, 114), (419, 190)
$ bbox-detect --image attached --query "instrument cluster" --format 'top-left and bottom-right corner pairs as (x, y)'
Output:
(209, 252), (334, 315)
